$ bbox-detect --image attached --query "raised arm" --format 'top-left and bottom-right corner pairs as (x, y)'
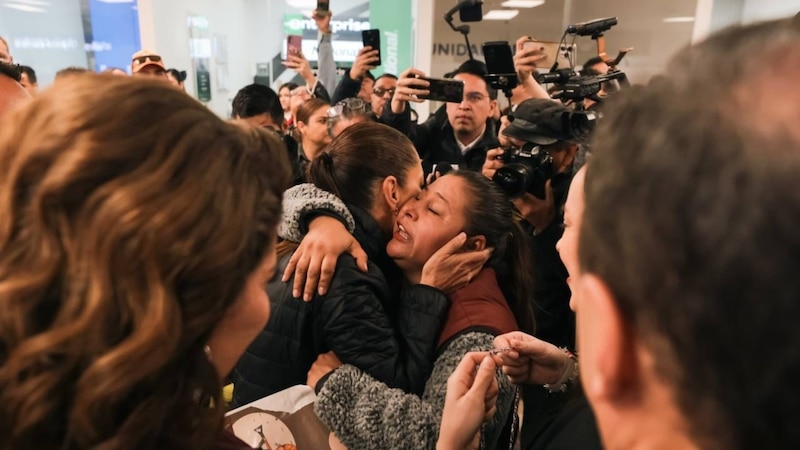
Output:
(313, 10), (337, 100)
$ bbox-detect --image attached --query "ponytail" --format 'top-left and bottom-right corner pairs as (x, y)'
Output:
(307, 151), (343, 199)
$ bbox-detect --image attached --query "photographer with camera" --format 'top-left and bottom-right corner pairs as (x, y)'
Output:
(383, 61), (500, 177)
(482, 98), (580, 449)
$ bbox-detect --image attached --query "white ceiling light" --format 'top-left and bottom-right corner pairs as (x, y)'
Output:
(8, 0), (49, 5)
(3, 3), (46, 12)
(501, 0), (545, 8)
(98, 0), (135, 3)
(663, 16), (695, 23)
(286, 0), (316, 8)
(484, 9), (519, 20)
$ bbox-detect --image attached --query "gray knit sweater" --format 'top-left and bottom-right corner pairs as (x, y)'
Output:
(315, 331), (515, 450)
(279, 183), (355, 242)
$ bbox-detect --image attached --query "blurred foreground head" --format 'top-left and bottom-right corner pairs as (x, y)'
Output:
(576, 18), (800, 450)
(0, 74), (290, 449)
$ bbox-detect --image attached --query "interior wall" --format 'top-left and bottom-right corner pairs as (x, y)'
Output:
(138, 0), (252, 118)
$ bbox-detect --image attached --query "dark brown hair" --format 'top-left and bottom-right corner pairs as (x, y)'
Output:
(580, 19), (800, 450)
(0, 74), (290, 450)
(295, 97), (329, 128)
(450, 170), (536, 334)
(308, 121), (420, 212)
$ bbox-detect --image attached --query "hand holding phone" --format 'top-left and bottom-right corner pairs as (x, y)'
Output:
(361, 29), (382, 66)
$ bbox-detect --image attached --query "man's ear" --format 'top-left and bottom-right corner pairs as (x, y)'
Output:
(490, 99), (499, 114)
(381, 175), (400, 211)
(465, 235), (487, 252)
(577, 273), (641, 404)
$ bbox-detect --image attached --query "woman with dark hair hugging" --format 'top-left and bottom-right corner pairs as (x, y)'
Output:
(281, 169), (536, 449)
(0, 74), (291, 450)
(232, 122), (489, 408)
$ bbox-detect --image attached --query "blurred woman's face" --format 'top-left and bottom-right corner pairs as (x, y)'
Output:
(387, 174), (469, 273)
(207, 239), (277, 378)
(556, 166), (586, 311)
(279, 87), (292, 112)
(298, 106), (332, 151)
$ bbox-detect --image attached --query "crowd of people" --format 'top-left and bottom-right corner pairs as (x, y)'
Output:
(0, 10), (799, 450)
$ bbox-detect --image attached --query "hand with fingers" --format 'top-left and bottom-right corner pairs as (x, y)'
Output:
(390, 68), (430, 114)
(285, 52), (315, 86)
(437, 352), (499, 450)
(513, 36), (553, 100)
(312, 9), (332, 34)
(350, 46), (380, 81)
(514, 36), (548, 83)
(482, 147), (506, 180)
(513, 180), (556, 233)
(307, 351), (344, 391)
(420, 233), (492, 294)
(491, 331), (572, 386)
(282, 216), (369, 301)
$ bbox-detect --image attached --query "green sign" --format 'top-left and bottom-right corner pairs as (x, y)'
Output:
(369, 0), (413, 76)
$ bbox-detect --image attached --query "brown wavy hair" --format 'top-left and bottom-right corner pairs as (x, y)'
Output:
(0, 74), (291, 450)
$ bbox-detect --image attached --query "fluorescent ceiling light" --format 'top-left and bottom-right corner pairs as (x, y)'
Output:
(8, 0), (49, 5)
(98, 0), (135, 3)
(3, 3), (46, 12)
(663, 16), (695, 23)
(501, 0), (545, 8)
(286, 0), (316, 8)
(484, 9), (519, 20)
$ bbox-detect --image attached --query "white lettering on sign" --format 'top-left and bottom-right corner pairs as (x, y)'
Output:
(286, 18), (371, 33)
(384, 30), (399, 75)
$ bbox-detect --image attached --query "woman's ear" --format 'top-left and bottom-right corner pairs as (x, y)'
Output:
(465, 235), (487, 252)
(381, 175), (400, 211)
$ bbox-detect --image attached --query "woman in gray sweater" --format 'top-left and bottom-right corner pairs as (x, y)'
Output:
(290, 171), (535, 449)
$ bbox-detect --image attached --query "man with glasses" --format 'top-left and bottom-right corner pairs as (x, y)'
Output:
(131, 50), (167, 79)
(385, 61), (500, 177)
(370, 73), (398, 118)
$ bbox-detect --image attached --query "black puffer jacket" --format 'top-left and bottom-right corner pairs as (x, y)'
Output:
(231, 205), (449, 408)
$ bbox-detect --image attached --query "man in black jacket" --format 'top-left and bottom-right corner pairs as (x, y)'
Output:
(382, 61), (500, 177)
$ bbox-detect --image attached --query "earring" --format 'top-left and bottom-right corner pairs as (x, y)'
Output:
(393, 207), (399, 216)
(204, 345), (213, 362)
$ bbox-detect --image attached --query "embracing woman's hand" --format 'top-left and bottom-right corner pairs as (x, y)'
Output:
(420, 233), (492, 294)
(282, 216), (368, 301)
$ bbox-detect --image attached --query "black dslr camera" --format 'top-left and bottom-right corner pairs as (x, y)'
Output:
(493, 143), (554, 199)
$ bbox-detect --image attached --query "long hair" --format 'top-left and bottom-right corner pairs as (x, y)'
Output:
(450, 170), (536, 334)
(0, 74), (291, 450)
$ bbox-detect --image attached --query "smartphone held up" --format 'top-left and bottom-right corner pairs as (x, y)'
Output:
(361, 29), (382, 66)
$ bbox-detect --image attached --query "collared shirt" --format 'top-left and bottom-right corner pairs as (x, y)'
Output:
(455, 125), (487, 155)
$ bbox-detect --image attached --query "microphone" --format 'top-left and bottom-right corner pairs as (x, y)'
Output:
(566, 17), (618, 36)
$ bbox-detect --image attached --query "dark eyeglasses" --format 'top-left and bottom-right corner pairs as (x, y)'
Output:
(132, 55), (162, 65)
(372, 87), (395, 97)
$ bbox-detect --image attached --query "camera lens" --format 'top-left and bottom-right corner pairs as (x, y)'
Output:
(492, 164), (532, 199)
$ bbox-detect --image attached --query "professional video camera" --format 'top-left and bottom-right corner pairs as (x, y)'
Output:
(535, 17), (632, 105)
(491, 98), (595, 199)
